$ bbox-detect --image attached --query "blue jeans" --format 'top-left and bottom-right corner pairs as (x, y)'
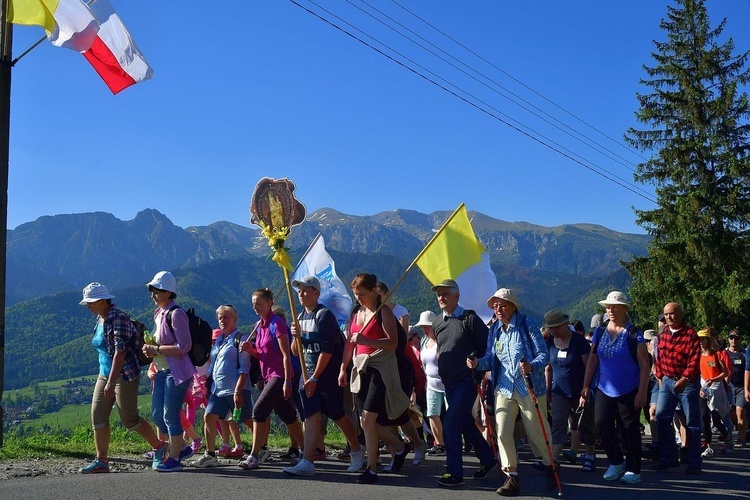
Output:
(443, 377), (495, 478)
(151, 370), (190, 436)
(656, 377), (702, 468)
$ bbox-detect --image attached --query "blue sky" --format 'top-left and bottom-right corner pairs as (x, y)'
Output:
(8, 1), (750, 234)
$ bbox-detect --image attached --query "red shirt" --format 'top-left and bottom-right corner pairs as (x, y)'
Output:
(351, 317), (385, 356)
(654, 325), (701, 380)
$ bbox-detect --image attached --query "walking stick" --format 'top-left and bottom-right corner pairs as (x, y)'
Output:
(520, 358), (563, 497)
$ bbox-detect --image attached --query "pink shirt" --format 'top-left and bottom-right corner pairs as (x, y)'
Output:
(153, 301), (195, 385)
(254, 314), (288, 382)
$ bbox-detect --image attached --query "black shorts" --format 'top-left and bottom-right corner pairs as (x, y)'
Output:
(299, 376), (346, 421)
(252, 377), (297, 424)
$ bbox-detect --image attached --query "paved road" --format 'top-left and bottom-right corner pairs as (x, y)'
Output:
(1, 445), (748, 499)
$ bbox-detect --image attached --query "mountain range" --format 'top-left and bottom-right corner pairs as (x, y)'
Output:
(3, 207), (649, 389)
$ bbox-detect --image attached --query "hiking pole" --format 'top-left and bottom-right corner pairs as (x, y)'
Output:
(468, 352), (503, 477)
(520, 357), (562, 497)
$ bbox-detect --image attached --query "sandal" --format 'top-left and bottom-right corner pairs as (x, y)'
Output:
(581, 455), (595, 472)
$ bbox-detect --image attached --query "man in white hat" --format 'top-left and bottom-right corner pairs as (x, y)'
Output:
(430, 279), (496, 487)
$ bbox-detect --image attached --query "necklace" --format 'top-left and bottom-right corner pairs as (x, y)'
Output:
(553, 335), (571, 349)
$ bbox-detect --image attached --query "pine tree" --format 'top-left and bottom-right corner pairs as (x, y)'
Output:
(624, 0), (750, 332)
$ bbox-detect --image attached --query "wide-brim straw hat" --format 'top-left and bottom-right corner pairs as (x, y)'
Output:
(597, 290), (630, 308)
(486, 288), (521, 310)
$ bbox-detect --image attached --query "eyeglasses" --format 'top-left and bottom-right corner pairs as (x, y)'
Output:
(492, 303), (511, 309)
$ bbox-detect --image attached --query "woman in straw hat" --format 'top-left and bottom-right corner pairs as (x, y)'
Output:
(580, 291), (649, 485)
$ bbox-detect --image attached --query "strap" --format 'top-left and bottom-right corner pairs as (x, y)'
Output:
(165, 305), (180, 335)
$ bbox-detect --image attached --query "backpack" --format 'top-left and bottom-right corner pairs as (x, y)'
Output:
(166, 306), (213, 367)
(593, 324), (638, 361)
(130, 317), (153, 367)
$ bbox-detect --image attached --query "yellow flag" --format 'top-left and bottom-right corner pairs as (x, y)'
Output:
(415, 204), (485, 283)
(9, 0), (57, 31)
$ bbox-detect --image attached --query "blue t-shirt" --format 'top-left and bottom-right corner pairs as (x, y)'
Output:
(593, 324), (644, 397)
(547, 333), (590, 399)
(210, 330), (253, 397)
(92, 321), (112, 377)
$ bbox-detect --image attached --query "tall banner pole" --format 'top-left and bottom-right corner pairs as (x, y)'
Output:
(0, 0), (13, 448)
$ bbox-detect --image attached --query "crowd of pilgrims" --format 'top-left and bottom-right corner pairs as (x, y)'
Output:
(76, 271), (749, 496)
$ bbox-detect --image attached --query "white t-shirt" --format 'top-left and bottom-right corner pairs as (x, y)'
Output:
(420, 340), (445, 392)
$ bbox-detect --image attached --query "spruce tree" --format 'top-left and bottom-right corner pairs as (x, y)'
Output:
(624, 0), (750, 332)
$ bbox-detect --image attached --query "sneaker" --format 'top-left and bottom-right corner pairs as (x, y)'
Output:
(389, 446), (407, 473)
(602, 462), (626, 481)
(437, 473), (464, 487)
(283, 459), (315, 476)
(496, 474), (520, 496)
(413, 443), (428, 465)
(280, 447), (300, 461)
(426, 444), (446, 455)
(472, 461), (496, 479)
(561, 450), (577, 464)
(621, 471), (641, 484)
(238, 456), (259, 470)
(155, 457), (183, 472)
(143, 451), (154, 460)
(313, 448), (327, 461)
(346, 449), (365, 473)
(79, 458), (109, 474)
(191, 453), (219, 468)
(179, 445), (194, 462)
(701, 446), (714, 458)
(357, 469), (378, 484)
(735, 440), (746, 448)
(191, 439), (203, 454)
(216, 444), (232, 457)
(151, 441), (168, 470)
(581, 454), (596, 472)
(532, 459), (558, 472)
(258, 447), (272, 464)
(224, 446), (245, 459)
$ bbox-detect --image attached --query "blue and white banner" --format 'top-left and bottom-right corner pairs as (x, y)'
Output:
(291, 234), (353, 324)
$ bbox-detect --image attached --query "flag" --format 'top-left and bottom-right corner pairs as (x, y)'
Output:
(9, 0), (100, 51)
(291, 234), (353, 325)
(415, 204), (497, 323)
(83, 0), (153, 94)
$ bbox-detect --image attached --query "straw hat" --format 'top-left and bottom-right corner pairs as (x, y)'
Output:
(597, 291), (630, 308)
(486, 288), (521, 310)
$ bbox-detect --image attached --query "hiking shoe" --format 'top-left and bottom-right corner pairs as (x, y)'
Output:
(313, 448), (327, 461)
(79, 458), (109, 474)
(603, 462), (626, 481)
(151, 441), (168, 470)
(258, 447), (272, 464)
(190, 439), (203, 454)
(346, 449), (365, 472)
(437, 473), (464, 487)
(179, 445), (194, 462)
(280, 447), (300, 461)
(472, 461), (496, 479)
(216, 444), (232, 457)
(701, 446), (714, 458)
(621, 471), (641, 484)
(239, 456), (259, 470)
(426, 444), (446, 455)
(155, 457), (182, 472)
(532, 459), (558, 472)
(191, 453), (219, 468)
(357, 469), (378, 484)
(413, 442), (428, 465)
(283, 459), (315, 476)
(496, 474), (520, 496)
(654, 460), (679, 471)
(561, 450), (577, 464)
(224, 446), (244, 459)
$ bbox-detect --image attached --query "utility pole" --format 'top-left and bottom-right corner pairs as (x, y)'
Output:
(0, 0), (13, 448)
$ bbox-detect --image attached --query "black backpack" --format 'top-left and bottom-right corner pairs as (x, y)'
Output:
(130, 316), (153, 367)
(166, 306), (213, 366)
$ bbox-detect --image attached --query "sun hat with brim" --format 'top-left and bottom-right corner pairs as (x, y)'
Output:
(543, 309), (569, 328)
(79, 282), (115, 305)
(486, 288), (521, 310)
(146, 271), (178, 294)
(598, 291), (630, 308)
(644, 330), (656, 340)
(292, 275), (320, 291)
(415, 310), (436, 327)
(697, 329), (711, 338)
(430, 279), (459, 293)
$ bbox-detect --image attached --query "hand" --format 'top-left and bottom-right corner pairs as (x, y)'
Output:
(104, 382), (115, 398)
(634, 391), (647, 409)
(142, 344), (154, 358)
(304, 378), (317, 397)
(579, 387), (590, 409)
(349, 331), (360, 344)
(466, 357), (478, 369)
(519, 360), (532, 375)
(290, 323), (300, 338)
(282, 381), (292, 400)
(674, 378), (687, 394)
(338, 370), (348, 388)
(234, 393), (243, 408)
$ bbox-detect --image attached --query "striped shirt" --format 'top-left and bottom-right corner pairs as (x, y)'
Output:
(654, 325), (700, 381)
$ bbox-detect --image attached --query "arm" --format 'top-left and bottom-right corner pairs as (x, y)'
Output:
(399, 314), (410, 334)
(635, 342), (650, 408)
(580, 350), (600, 407)
(339, 340), (355, 387)
(275, 324), (294, 400)
(472, 322), (496, 371)
(159, 308), (192, 356)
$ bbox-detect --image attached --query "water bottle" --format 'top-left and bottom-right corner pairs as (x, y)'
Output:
(232, 406), (242, 422)
(143, 329), (154, 345)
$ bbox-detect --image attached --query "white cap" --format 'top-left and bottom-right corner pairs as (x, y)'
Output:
(79, 282), (115, 305)
(146, 271), (178, 294)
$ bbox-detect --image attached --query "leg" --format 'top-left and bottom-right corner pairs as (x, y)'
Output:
(517, 391), (553, 467)
(615, 390), (642, 473)
(163, 374), (190, 459)
(495, 390), (521, 470)
(595, 391), (623, 466)
(91, 376), (115, 461)
(302, 411), (322, 462)
(656, 379), (679, 464)
(678, 380), (703, 469)
(204, 413), (219, 452)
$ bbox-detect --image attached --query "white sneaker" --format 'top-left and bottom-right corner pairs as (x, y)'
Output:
(413, 443), (428, 465)
(258, 448), (272, 464)
(620, 471), (641, 484)
(602, 462), (626, 481)
(191, 453), (219, 468)
(347, 449), (365, 472)
(283, 459), (315, 476)
(701, 446), (714, 458)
